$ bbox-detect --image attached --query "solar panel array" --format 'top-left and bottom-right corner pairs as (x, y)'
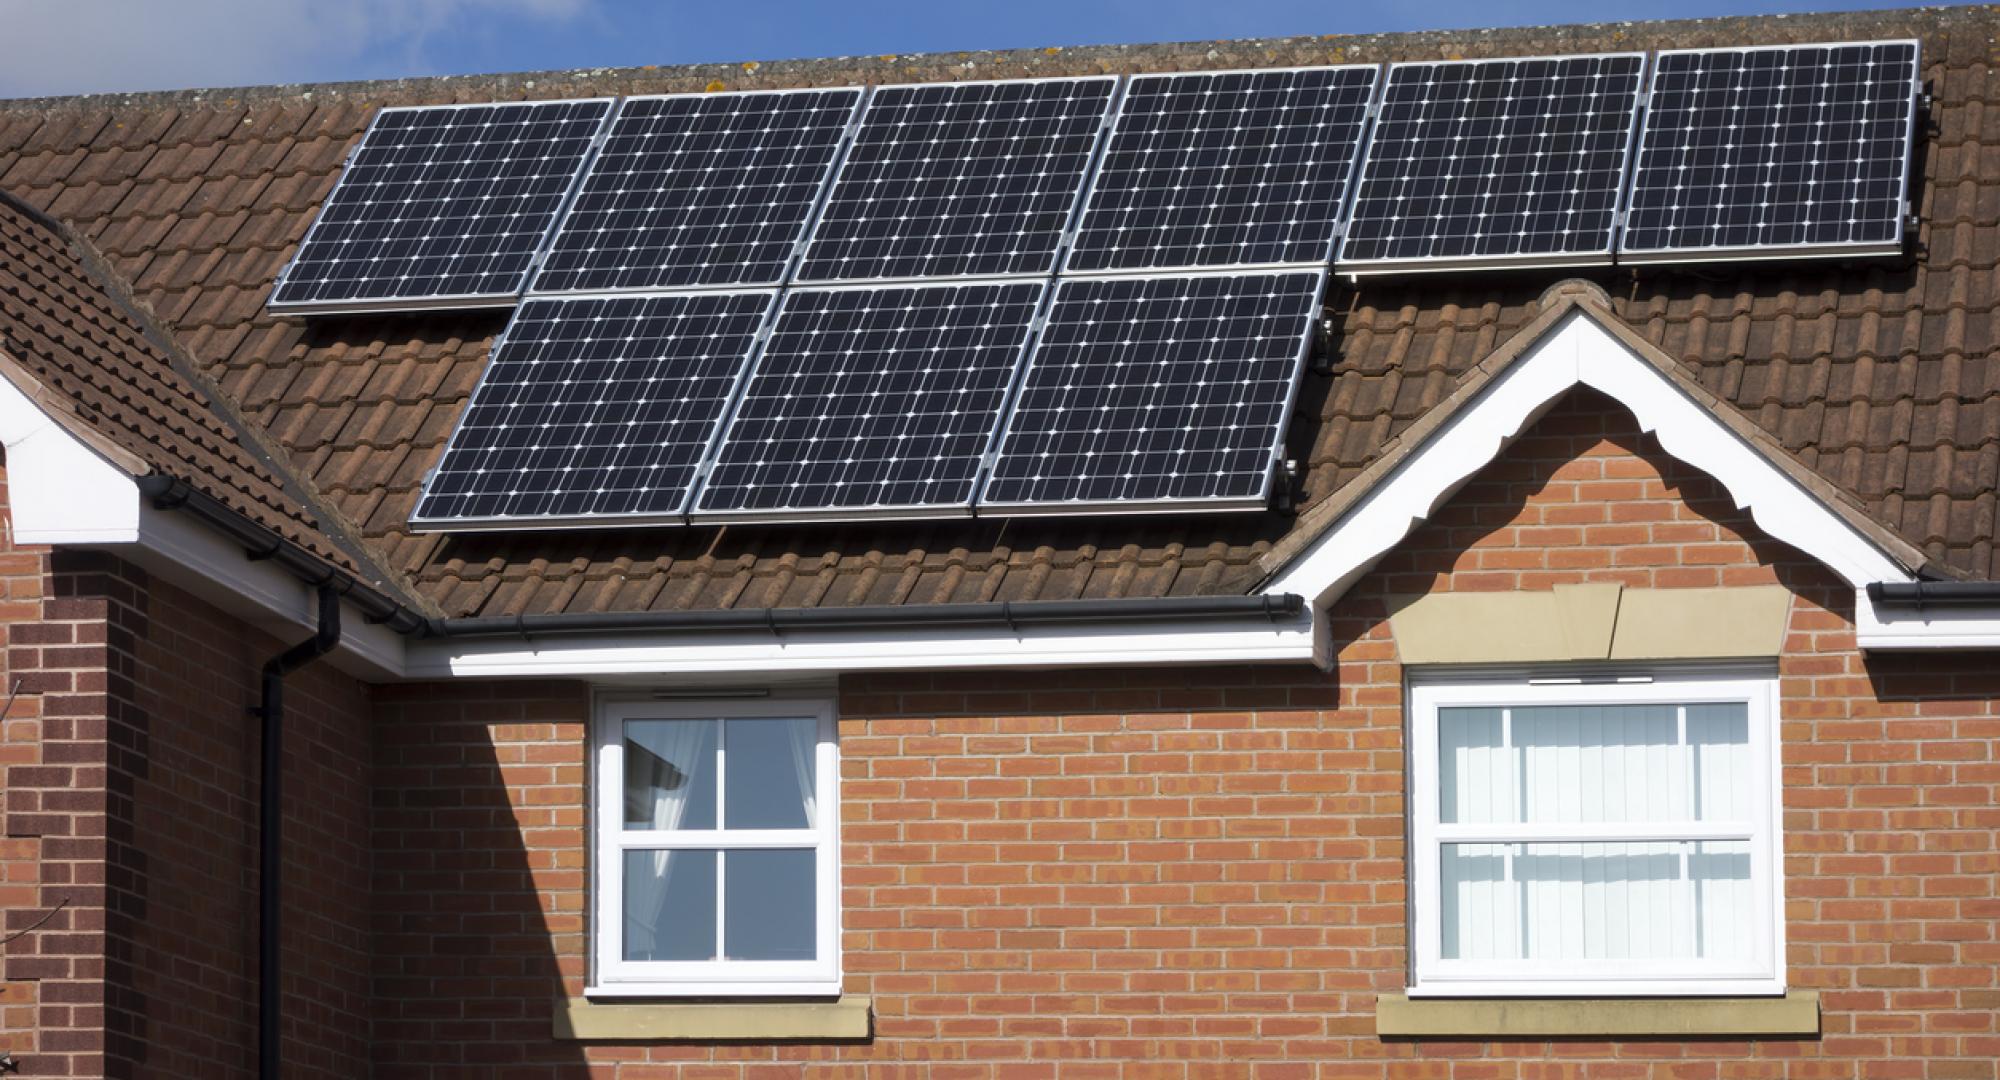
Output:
(270, 99), (613, 312)
(532, 89), (864, 293)
(1066, 66), (1379, 272)
(1339, 54), (1646, 271)
(795, 78), (1118, 283)
(270, 40), (1920, 530)
(410, 291), (773, 527)
(982, 272), (1323, 513)
(1622, 40), (1920, 261)
(695, 283), (1044, 520)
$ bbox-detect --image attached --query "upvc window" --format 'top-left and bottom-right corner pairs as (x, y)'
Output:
(591, 697), (839, 996)
(1407, 671), (1782, 997)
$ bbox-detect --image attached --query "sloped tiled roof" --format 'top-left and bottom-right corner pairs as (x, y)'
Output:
(0, 188), (416, 592)
(0, 5), (1994, 616)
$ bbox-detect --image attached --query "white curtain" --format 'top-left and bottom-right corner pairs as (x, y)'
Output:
(784, 718), (818, 828)
(1437, 704), (1754, 964)
(624, 719), (712, 956)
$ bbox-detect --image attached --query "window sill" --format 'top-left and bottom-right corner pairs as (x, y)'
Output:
(555, 995), (872, 1042)
(1376, 990), (1818, 1038)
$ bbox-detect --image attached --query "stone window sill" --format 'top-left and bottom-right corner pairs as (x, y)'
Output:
(555, 996), (872, 1041)
(1376, 991), (1819, 1038)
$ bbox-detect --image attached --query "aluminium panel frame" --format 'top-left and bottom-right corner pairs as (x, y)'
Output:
(268, 97), (620, 317)
(523, 85), (872, 299)
(1332, 51), (1649, 279)
(683, 277), (1051, 526)
(971, 265), (1329, 519)
(405, 286), (783, 533)
(1058, 63), (1386, 279)
(1614, 38), (1922, 267)
(789, 74), (1124, 289)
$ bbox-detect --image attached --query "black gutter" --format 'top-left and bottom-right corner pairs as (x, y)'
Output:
(420, 593), (1307, 640)
(134, 475), (428, 634)
(1866, 581), (2000, 610)
(252, 585), (341, 1080)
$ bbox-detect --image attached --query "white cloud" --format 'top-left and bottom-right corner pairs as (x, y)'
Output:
(0, 0), (593, 98)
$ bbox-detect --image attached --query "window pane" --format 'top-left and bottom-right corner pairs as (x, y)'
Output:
(1439, 707), (1509, 824)
(722, 848), (816, 961)
(1440, 841), (1754, 963)
(1438, 703), (1752, 826)
(626, 719), (717, 831)
(724, 717), (816, 829)
(623, 849), (716, 961)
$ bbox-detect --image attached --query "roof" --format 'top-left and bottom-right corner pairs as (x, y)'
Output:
(0, 188), (416, 594)
(0, 4), (1993, 618)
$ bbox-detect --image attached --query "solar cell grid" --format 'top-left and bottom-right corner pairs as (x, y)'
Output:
(1068, 66), (1380, 273)
(531, 88), (864, 294)
(1339, 53), (1645, 271)
(693, 282), (1044, 520)
(979, 271), (1323, 514)
(410, 290), (772, 527)
(796, 78), (1116, 283)
(1622, 40), (1918, 259)
(271, 99), (612, 311)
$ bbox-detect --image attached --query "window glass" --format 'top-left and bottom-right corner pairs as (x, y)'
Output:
(624, 719), (717, 831)
(722, 849), (817, 960)
(622, 849), (716, 962)
(723, 716), (817, 829)
(1439, 840), (1756, 963)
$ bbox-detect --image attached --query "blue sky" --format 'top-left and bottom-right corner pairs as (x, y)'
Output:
(1, 0), (1953, 98)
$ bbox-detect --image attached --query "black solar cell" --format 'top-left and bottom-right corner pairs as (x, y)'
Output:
(271, 99), (612, 312)
(532, 89), (863, 294)
(411, 291), (772, 527)
(1339, 54), (1645, 272)
(693, 282), (1043, 520)
(1622, 40), (1918, 260)
(1068, 66), (1379, 273)
(795, 78), (1116, 283)
(979, 271), (1322, 513)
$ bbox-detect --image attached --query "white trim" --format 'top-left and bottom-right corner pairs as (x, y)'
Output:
(588, 695), (841, 998)
(1854, 588), (2000, 650)
(1406, 670), (1785, 998)
(1263, 311), (1915, 626)
(407, 612), (1317, 680)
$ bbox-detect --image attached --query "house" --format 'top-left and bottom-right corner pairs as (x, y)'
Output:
(1, 4), (1998, 1077)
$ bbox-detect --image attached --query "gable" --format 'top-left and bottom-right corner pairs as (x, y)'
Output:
(1261, 299), (1923, 630)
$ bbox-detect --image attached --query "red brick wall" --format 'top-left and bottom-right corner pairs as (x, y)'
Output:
(0, 458), (376, 1078)
(363, 389), (1999, 1075)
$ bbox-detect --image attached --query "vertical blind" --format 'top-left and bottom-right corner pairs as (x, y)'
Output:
(1435, 703), (1756, 965)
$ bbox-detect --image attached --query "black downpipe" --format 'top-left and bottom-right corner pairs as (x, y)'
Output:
(254, 585), (342, 1080)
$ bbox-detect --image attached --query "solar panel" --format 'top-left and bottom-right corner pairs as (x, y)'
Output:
(1066, 66), (1380, 273)
(978, 271), (1322, 515)
(692, 282), (1044, 521)
(1339, 54), (1645, 273)
(270, 99), (613, 313)
(530, 88), (864, 295)
(795, 78), (1116, 283)
(410, 290), (773, 529)
(1621, 40), (1919, 262)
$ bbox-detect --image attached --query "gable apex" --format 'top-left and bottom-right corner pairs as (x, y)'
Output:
(1259, 295), (1929, 615)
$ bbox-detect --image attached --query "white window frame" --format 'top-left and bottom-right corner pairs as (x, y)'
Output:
(589, 696), (841, 997)
(1407, 668), (1784, 998)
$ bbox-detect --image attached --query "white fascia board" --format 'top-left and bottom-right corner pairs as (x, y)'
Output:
(404, 612), (1318, 680)
(0, 370), (403, 679)
(1854, 590), (2000, 651)
(1261, 311), (1916, 652)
